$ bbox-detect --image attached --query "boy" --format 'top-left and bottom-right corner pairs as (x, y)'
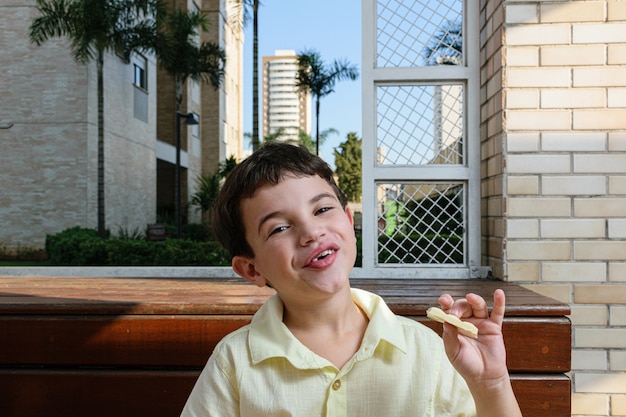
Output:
(181, 142), (522, 416)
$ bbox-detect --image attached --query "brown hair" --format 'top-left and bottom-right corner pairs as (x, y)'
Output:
(212, 142), (347, 259)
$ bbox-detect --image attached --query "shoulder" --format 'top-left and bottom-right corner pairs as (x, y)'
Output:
(396, 315), (446, 351)
(210, 324), (253, 367)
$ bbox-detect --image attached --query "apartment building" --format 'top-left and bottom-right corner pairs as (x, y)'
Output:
(0, 0), (243, 251)
(262, 49), (311, 142)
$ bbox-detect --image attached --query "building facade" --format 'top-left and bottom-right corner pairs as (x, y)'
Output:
(262, 49), (311, 142)
(0, 0), (243, 251)
(362, 1), (626, 414)
(480, 1), (626, 415)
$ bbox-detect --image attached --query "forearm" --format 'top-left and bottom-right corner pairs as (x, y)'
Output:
(469, 376), (522, 417)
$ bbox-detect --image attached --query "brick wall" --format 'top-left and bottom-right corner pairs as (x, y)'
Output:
(0, 2), (157, 251)
(482, 1), (626, 415)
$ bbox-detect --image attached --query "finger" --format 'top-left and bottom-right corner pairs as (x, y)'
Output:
(438, 293), (454, 309)
(466, 293), (489, 319)
(489, 289), (506, 326)
(441, 322), (461, 356)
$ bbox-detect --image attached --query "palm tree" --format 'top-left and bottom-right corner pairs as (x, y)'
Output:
(30, 0), (163, 238)
(422, 19), (463, 66)
(295, 49), (359, 155)
(228, 0), (261, 151)
(251, 126), (337, 154)
(156, 7), (226, 112)
(155, 6), (226, 237)
(190, 155), (237, 222)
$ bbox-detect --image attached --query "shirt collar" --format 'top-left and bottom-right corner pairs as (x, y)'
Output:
(248, 288), (407, 367)
(351, 288), (407, 355)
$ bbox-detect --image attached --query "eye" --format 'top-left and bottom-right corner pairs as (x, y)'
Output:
(269, 225), (289, 237)
(315, 206), (333, 215)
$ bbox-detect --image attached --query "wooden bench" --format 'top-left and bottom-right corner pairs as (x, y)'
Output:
(0, 277), (570, 416)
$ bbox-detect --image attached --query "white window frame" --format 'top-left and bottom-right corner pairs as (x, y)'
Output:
(353, 0), (483, 279)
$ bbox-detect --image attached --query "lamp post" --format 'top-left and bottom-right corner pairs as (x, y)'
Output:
(175, 111), (199, 238)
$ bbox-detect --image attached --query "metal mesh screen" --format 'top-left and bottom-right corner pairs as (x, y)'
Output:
(377, 182), (465, 265)
(377, 84), (464, 165)
(377, 0), (463, 68)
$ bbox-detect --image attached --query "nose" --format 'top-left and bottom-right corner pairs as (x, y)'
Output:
(299, 222), (324, 246)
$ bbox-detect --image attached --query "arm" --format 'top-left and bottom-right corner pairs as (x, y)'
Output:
(437, 289), (523, 417)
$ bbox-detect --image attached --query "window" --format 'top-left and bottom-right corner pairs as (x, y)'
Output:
(191, 112), (200, 138)
(359, 0), (483, 279)
(133, 54), (147, 90)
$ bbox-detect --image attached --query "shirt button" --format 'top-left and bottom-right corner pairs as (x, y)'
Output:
(332, 380), (342, 390)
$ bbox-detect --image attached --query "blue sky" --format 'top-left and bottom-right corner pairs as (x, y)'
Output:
(242, 0), (362, 166)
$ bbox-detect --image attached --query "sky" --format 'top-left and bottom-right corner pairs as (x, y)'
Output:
(242, 0), (362, 166)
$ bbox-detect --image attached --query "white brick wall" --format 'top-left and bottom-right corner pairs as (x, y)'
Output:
(494, 1), (626, 415)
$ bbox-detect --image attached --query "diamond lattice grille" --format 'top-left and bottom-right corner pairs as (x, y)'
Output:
(377, 0), (463, 68)
(377, 84), (464, 165)
(377, 183), (465, 264)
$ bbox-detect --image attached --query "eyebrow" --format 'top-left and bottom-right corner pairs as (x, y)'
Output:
(256, 192), (337, 234)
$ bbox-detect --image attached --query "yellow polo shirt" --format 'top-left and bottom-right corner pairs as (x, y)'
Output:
(181, 288), (476, 417)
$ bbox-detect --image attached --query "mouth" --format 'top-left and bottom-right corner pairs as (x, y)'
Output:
(311, 249), (335, 263)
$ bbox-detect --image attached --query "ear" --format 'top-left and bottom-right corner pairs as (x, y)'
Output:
(345, 206), (354, 227)
(232, 256), (267, 287)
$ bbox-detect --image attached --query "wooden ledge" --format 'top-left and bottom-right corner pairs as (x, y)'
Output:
(0, 276), (571, 417)
(0, 276), (569, 316)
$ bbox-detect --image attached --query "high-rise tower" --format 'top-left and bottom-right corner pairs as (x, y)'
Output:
(262, 50), (311, 142)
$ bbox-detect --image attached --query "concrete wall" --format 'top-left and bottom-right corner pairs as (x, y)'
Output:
(481, 1), (626, 415)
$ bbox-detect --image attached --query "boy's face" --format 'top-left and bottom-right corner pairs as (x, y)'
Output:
(232, 174), (356, 305)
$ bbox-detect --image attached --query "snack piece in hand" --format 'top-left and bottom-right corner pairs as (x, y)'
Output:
(426, 306), (479, 339)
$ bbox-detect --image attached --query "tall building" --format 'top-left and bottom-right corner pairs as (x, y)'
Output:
(262, 50), (311, 142)
(0, 0), (243, 253)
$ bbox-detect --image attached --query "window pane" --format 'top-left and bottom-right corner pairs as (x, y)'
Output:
(134, 63), (146, 89)
(376, 84), (464, 165)
(376, 182), (465, 265)
(377, 0), (463, 67)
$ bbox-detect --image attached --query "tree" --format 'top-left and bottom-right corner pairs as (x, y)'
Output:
(253, 126), (337, 154)
(229, 0), (261, 150)
(296, 49), (359, 155)
(190, 155), (237, 222)
(334, 132), (362, 202)
(422, 19), (462, 66)
(297, 127), (337, 154)
(156, 7), (226, 112)
(30, 0), (163, 237)
(155, 6), (226, 237)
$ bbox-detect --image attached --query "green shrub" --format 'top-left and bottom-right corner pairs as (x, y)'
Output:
(45, 227), (108, 265)
(181, 223), (211, 242)
(106, 239), (158, 265)
(45, 227), (231, 266)
(378, 233), (463, 264)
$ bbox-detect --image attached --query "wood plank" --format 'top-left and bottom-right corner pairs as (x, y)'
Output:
(0, 314), (570, 372)
(0, 369), (570, 417)
(0, 315), (250, 367)
(414, 317), (571, 372)
(511, 375), (571, 417)
(0, 369), (196, 417)
(0, 277), (570, 316)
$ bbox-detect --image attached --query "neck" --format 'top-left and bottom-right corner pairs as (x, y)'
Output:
(282, 287), (358, 332)
(281, 289), (370, 369)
